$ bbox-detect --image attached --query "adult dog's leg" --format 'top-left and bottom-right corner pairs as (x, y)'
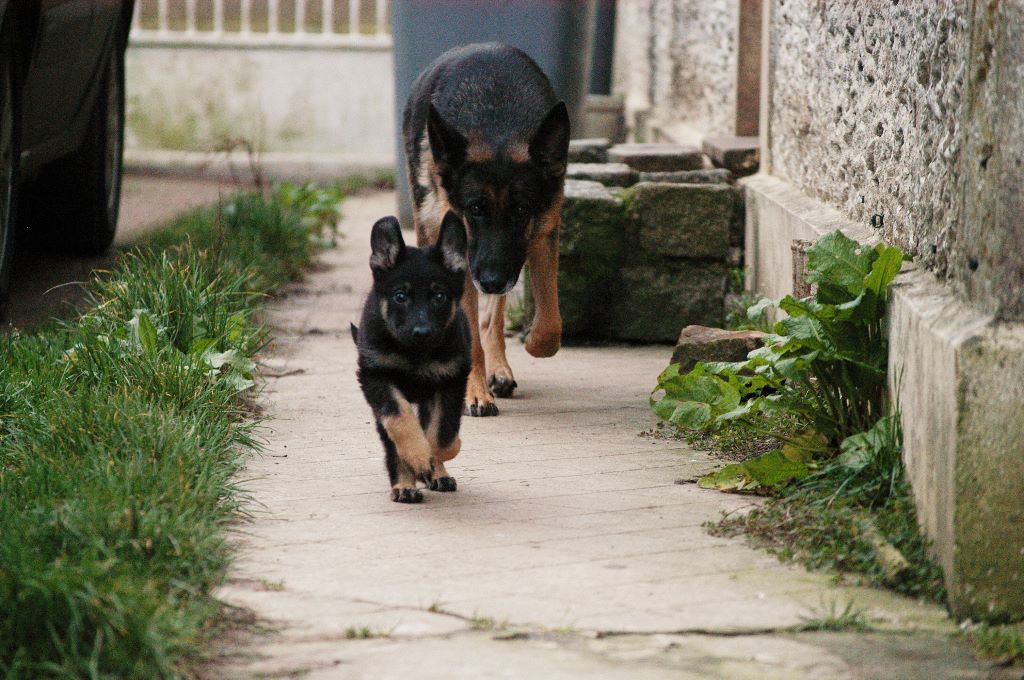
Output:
(525, 207), (563, 358)
(480, 293), (516, 398)
(462, 271), (498, 416)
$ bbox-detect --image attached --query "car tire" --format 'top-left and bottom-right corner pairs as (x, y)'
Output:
(23, 32), (124, 255)
(0, 22), (19, 314)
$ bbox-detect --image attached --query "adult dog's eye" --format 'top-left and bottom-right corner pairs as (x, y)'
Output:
(392, 291), (409, 305)
(466, 201), (485, 217)
(514, 205), (530, 218)
(431, 291), (448, 305)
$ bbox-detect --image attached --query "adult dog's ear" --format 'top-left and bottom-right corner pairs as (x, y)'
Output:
(436, 211), (468, 275)
(529, 101), (570, 178)
(427, 104), (467, 170)
(369, 216), (405, 272)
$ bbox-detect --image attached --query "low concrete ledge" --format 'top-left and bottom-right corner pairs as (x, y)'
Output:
(743, 172), (1024, 622)
(124, 149), (394, 184)
(889, 269), (1024, 621)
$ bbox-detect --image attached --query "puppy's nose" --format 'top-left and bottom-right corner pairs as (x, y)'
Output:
(476, 271), (507, 294)
(411, 325), (432, 339)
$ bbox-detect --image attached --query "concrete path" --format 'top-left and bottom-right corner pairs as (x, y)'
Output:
(211, 191), (1004, 679)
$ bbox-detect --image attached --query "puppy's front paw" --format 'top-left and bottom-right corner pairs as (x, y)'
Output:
(429, 476), (457, 492)
(390, 487), (424, 503)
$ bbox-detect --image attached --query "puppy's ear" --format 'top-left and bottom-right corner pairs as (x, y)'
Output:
(369, 217), (405, 272)
(436, 211), (468, 275)
(427, 104), (467, 170)
(529, 101), (570, 178)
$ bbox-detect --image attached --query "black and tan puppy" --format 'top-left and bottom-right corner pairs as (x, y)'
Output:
(403, 42), (570, 417)
(353, 213), (471, 503)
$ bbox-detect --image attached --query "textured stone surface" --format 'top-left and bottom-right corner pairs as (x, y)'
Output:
(639, 169), (733, 185)
(612, 0), (739, 141)
(625, 182), (734, 260)
(702, 135), (760, 175)
(609, 263), (729, 342)
(566, 162), (638, 187)
(560, 180), (624, 260)
(608, 143), (704, 172)
(557, 180), (625, 337)
(567, 138), (610, 164)
(766, 1), (1024, 321)
(671, 325), (765, 372)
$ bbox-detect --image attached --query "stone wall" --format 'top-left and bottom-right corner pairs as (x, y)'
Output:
(613, 0), (742, 143)
(765, 1), (1024, 321)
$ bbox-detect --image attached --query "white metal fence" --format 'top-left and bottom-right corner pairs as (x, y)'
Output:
(130, 0), (392, 47)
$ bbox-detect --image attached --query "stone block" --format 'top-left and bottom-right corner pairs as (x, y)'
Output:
(702, 135), (760, 176)
(639, 169), (733, 185)
(566, 163), (638, 187)
(560, 180), (624, 261)
(556, 263), (611, 338)
(671, 325), (765, 372)
(607, 263), (728, 343)
(607, 143), (704, 172)
(623, 182), (734, 260)
(567, 138), (610, 164)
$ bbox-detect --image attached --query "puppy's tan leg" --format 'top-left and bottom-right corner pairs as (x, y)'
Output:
(379, 390), (434, 487)
(525, 206), (563, 358)
(480, 293), (517, 398)
(462, 271), (498, 416)
(422, 396), (459, 491)
(390, 461), (424, 503)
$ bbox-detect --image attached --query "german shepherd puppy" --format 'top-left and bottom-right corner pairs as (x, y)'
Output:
(403, 42), (570, 417)
(353, 212), (471, 503)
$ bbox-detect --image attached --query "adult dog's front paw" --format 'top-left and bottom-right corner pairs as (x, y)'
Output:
(487, 366), (517, 398)
(390, 487), (424, 503)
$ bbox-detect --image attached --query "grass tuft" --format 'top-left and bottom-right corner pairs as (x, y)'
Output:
(0, 182), (343, 677)
(797, 598), (870, 632)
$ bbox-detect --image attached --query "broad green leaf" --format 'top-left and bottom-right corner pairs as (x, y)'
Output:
(698, 464), (750, 491)
(223, 371), (255, 393)
(135, 312), (158, 358)
(806, 231), (876, 295)
(669, 401), (712, 428)
(747, 297), (775, 321)
(189, 337), (218, 357)
(781, 429), (828, 462)
(863, 244), (904, 299)
(203, 348), (238, 370)
(742, 449), (810, 486)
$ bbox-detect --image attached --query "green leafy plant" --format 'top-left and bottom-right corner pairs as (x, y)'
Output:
(652, 231), (906, 494)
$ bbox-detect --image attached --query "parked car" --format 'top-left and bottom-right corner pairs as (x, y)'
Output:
(0, 0), (134, 309)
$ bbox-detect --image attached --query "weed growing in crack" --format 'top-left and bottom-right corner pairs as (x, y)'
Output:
(797, 598), (870, 632)
(344, 627), (390, 640)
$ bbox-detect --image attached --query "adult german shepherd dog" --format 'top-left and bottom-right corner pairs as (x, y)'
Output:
(403, 42), (569, 417)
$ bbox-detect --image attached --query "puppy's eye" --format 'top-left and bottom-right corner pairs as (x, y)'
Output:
(431, 290), (448, 306)
(514, 205), (530, 218)
(392, 291), (409, 305)
(466, 201), (485, 217)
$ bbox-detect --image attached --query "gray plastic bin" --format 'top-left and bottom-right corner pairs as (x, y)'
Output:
(391, 0), (596, 225)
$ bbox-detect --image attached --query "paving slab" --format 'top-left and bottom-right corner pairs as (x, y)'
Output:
(208, 191), (1006, 679)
